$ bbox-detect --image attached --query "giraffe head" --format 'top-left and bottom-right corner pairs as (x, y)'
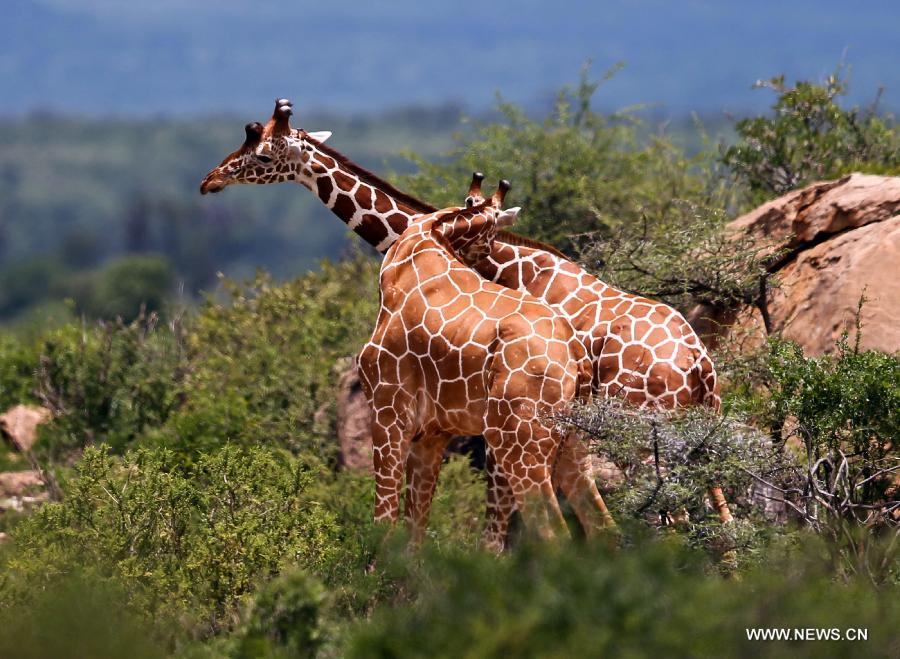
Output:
(200, 99), (333, 194)
(436, 178), (520, 266)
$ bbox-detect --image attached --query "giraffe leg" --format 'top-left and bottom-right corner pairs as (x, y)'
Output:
(484, 423), (568, 543)
(708, 486), (734, 524)
(554, 431), (615, 535)
(404, 431), (453, 545)
(482, 447), (517, 552)
(369, 389), (415, 525)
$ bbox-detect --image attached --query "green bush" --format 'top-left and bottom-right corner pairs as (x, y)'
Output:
(1, 445), (340, 641)
(762, 336), (899, 569)
(34, 313), (186, 460)
(158, 258), (379, 461)
(0, 572), (164, 659)
(395, 66), (733, 253)
(348, 537), (900, 658)
(721, 67), (900, 200)
(0, 332), (40, 410)
(235, 569), (327, 659)
(562, 399), (782, 562)
(77, 254), (175, 322)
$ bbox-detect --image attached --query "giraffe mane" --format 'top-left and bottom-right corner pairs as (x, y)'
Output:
(305, 133), (569, 261)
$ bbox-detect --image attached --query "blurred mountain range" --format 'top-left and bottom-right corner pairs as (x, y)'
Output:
(4, 0), (899, 117)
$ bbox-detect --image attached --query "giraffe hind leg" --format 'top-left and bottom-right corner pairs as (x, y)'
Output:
(554, 430), (615, 535)
(483, 423), (569, 543)
(482, 446), (517, 552)
(404, 431), (453, 545)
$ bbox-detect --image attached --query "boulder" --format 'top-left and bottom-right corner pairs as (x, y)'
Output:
(0, 470), (42, 497)
(729, 173), (900, 257)
(0, 404), (51, 452)
(691, 174), (900, 356)
(0, 469), (47, 512)
(336, 360), (374, 473)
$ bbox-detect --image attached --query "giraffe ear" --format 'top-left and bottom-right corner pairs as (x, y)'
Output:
(496, 207), (521, 228)
(307, 130), (332, 143)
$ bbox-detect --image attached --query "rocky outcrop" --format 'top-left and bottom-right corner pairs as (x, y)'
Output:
(0, 404), (51, 452)
(691, 174), (900, 356)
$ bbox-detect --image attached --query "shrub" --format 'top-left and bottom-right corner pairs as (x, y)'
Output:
(348, 536), (900, 658)
(34, 312), (186, 461)
(575, 200), (778, 313)
(561, 399), (783, 561)
(760, 335), (899, 579)
(0, 572), (163, 659)
(235, 569), (326, 659)
(1, 445), (340, 641)
(160, 258), (379, 462)
(77, 254), (175, 322)
(721, 67), (900, 200)
(395, 66), (732, 253)
(0, 332), (40, 410)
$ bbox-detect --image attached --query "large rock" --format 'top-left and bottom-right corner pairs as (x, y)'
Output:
(764, 217), (900, 353)
(691, 174), (900, 356)
(336, 360), (374, 472)
(0, 404), (51, 452)
(730, 174), (900, 257)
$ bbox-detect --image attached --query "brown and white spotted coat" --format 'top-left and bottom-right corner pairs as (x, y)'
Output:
(357, 182), (596, 543)
(200, 100), (731, 547)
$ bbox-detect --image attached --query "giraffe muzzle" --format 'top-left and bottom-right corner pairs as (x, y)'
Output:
(199, 175), (227, 195)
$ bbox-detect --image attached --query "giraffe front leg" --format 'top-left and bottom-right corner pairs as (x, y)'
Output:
(404, 431), (453, 545)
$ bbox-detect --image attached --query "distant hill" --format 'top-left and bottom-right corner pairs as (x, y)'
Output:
(3, 1), (899, 117)
(0, 107), (461, 318)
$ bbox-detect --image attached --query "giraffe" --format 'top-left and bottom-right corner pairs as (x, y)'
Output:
(357, 179), (595, 544)
(199, 99), (732, 546)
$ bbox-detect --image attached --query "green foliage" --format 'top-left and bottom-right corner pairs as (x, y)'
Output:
(348, 537), (900, 658)
(762, 335), (899, 533)
(715, 329), (900, 582)
(0, 572), (164, 659)
(722, 67), (900, 199)
(0, 332), (40, 409)
(77, 254), (175, 321)
(577, 200), (777, 311)
(2, 445), (339, 641)
(235, 569), (326, 659)
(0, 253), (175, 325)
(159, 258), (379, 461)
(765, 336), (898, 459)
(0, 257), (70, 320)
(34, 313), (186, 460)
(395, 66), (732, 253)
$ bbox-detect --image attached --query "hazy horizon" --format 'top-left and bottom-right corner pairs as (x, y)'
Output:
(4, 1), (899, 119)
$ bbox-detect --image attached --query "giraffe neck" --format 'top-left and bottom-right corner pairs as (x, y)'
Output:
(301, 139), (436, 253)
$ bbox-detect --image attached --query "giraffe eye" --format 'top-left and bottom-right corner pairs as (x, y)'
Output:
(257, 154), (273, 164)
